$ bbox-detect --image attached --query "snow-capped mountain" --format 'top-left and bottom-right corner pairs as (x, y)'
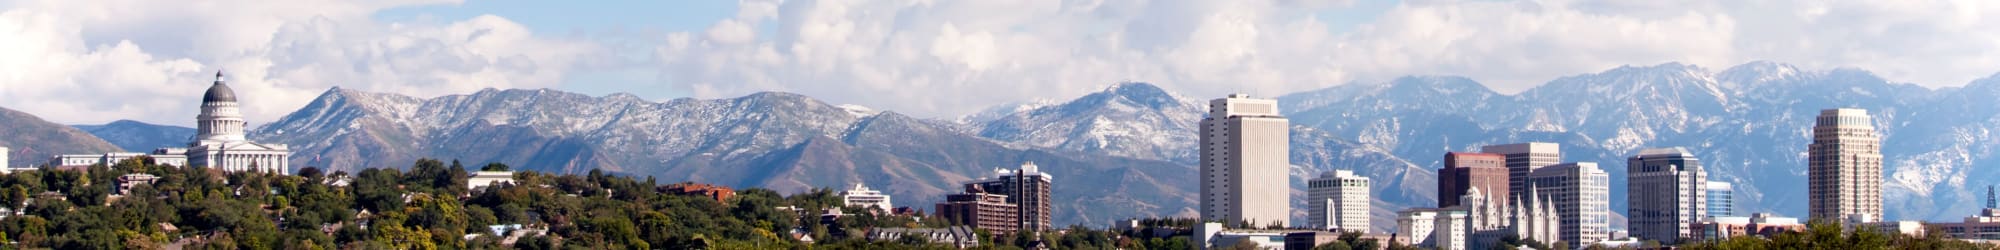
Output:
(1283, 61), (1997, 222)
(972, 82), (1205, 163)
(29, 60), (2000, 227)
(968, 82), (1437, 233)
(250, 87), (1201, 226)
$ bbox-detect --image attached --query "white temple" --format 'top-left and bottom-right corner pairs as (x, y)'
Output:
(185, 71), (291, 174)
(1458, 186), (1560, 247)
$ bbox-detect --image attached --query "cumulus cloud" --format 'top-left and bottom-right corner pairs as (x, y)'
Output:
(0, 0), (601, 126)
(655, 0), (2000, 118)
(6, 0), (2000, 125)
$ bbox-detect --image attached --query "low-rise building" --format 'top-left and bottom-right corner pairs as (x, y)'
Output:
(662, 182), (736, 203)
(1926, 208), (2000, 240)
(115, 173), (160, 195)
(1689, 213), (1805, 242)
(47, 150), (188, 168)
(467, 171), (516, 191)
(868, 226), (979, 248)
(1195, 222), (1299, 249)
(841, 183), (894, 210)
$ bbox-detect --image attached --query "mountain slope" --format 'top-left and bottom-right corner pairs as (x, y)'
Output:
(1282, 61), (2000, 222)
(0, 106), (124, 167)
(252, 87), (1200, 226)
(73, 120), (196, 152)
(968, 82), (1437, 232)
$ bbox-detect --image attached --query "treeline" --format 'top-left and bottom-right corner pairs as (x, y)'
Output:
(0, 158), (1199, 249)
(1678, 221), (1996, 250)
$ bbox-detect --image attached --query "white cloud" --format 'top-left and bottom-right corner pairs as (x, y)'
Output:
(650, 0), (2000, 119)
(0, 0), (601, 126)
(6, 0), (2000, 126)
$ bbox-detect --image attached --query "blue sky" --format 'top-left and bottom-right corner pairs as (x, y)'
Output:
(3, 0), (1998, 126)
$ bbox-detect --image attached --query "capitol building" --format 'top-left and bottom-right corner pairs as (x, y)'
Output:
(48, 71), (291, 174)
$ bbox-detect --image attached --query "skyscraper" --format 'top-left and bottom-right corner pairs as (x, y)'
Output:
(1626, 147), (1708, 244)
(1708, 181), (1733, 218)
(1309, 170), (1371, 232)
(1808, 108), (1883, 222)
(969, 162), (1054, 232)
(1440, 152), (1509, 208)
(1200, 94), (1291, 227)
(1482, 143), (1562, 201)
(1528, 162), (1610, 245)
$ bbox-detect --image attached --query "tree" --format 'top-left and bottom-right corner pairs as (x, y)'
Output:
(480, 163), (510, 172)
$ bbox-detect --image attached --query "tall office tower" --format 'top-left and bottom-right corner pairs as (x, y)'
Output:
(1989, 185), (1997, 209)
(1309, 170), (1372, 232)
(1707, 181), (1733, 217)
(1482, 143), (1562, 201)
(0, 146), (8, 173)
(1808, 108), (1883, 222)
(1528, 162), (1611, 245)
(1200, 94), (1291, 227)
(969, 162), (1055, 232)
(1626, 148), (1709, 244)
(1440, 152), (1509, 208)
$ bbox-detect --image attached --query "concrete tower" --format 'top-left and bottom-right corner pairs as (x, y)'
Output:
(1808, 108), (1883, 222)
(1200, 94), (1290, 228)
(1309, 170), (1371, 232)
(1626, 147), (1708, 244)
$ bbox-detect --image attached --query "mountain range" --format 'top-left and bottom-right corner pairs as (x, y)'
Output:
(73, 120), (196, 152)
(20, 61), (2000, 230)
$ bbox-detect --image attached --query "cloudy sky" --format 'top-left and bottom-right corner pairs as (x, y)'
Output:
(3, 0), (1998, 127)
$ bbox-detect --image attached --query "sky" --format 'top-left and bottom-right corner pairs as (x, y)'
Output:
(3, 0), (2000, 127)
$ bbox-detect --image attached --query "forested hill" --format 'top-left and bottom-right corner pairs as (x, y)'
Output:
(0, 158), (1201, 249)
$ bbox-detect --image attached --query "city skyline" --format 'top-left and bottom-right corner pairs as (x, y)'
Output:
(7, 1), (2000, 248)
(8, 1), (2000, 127)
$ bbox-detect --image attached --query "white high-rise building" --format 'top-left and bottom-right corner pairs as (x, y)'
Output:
(1626, 147), (1708, 244)
(1482, 143), (1561, 201)
(1809, 108), (1883, 222)
(842, 183), (894, 210)
(1528, 162), (1611, 245)
(186, 71), (292, 174)
(1309, 170), (1371, 232)
(0, 146), (9, 172)
(1707, 181), (1733, 218)
(1397, 209), (1441, 248)
(1200, 94), (1290, 228)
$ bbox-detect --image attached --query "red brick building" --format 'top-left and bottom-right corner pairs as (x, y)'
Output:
(936, 186), (1021, 235)
(662, 182), (736, 203)
(1439, 152), (1508, 207)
